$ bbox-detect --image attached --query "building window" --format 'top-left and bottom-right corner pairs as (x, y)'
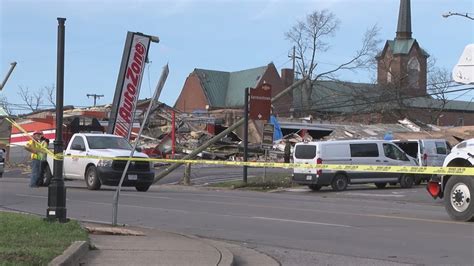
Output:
(387, 67), (392, 83)
(407, 57), (420, 88)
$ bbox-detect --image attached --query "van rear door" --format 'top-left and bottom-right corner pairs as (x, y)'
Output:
(293, 143), (317, 175)
(421, 140), (448, 166)
(392, 140), (421, 166)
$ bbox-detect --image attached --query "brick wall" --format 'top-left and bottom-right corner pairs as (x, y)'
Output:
(174, 73), (209, 113)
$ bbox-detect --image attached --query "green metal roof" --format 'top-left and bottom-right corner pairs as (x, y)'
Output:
(293, 80), (379, 113)
(226, 66), (267, 107)
(386, 39), (429, 57)
(293, 80), (472, 114)
(406, 97), (474, 111)
(194, 65), (267, 108)
(194, 69), (229, 107)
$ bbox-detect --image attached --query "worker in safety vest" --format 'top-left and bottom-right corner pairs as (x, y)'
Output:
(24, 131), (47, 187)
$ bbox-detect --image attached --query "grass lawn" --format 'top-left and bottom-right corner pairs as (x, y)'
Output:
(0, 212), (88, 265)
(209, 173), (296, 191)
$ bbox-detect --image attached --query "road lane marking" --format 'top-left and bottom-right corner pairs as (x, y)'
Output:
(14, 193), (472, 226)
(365, 214), (472, 225)
(251, 216), (353, 228)
(115, 194), (473, 226)
(344, 192), (405, 198)
(17, 194), (47, 199)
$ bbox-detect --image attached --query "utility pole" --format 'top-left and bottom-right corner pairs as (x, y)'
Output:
(87, 93), (104, 106)
(243, 87), (249, 184)
(290, 46), (296, 73)
(288, 46), (301, 79)
(0, 62), (17, 91)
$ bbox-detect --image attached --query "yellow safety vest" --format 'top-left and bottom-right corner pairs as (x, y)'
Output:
(26, 140), (47, 160)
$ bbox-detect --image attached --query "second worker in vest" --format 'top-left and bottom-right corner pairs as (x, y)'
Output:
(24, 131), (47, 188)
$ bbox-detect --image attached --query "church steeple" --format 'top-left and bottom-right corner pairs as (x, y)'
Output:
(396, 0), (412, 39)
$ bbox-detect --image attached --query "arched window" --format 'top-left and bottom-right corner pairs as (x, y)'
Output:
(407, 57), (420, 88)
(387, 66), (392, 83)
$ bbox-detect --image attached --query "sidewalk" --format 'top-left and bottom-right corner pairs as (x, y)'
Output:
(73, 222), (279, 266)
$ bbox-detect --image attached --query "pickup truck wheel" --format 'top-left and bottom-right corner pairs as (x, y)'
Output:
(308, 185), (322, 191)
(414, 176), (422, 186)
(135, 184), (150, 192)
(85, 166), (101, 190)
(400, 174), (414, 188)
(375, 182), (387, 189)
(331, 174), (348, 191)
(444, 176), (474, 222)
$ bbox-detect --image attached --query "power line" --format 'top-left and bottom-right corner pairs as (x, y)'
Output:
(272, 81), (471, 110)
(273, 86), (474, 116)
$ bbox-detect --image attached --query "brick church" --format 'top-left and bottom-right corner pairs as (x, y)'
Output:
(175, 0), (473, 127)
(292, 0), (474, 126)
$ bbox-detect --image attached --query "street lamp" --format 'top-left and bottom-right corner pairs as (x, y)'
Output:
(442, 12), (474, 20)
(47, 17), (68, 223)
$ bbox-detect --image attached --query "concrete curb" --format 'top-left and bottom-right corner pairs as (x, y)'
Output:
(204, 238), (280, 266)
(81, 221), (234, 266)
(199, 238), (235, 266)
(169, 231), (234, 266)
(48, 241), (89, 266)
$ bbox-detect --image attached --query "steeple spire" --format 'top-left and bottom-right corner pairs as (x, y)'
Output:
(396, 0), (412, 39)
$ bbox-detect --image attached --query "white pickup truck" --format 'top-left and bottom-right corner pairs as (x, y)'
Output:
(44, 133), (155, 191)
(427, 139), (474, 221)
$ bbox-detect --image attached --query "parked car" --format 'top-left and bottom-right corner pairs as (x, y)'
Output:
(292, 139), (417, 191)
(427, 138), (474, 221)
(392, 139), (451, 184)
(44, 133), (155, 191)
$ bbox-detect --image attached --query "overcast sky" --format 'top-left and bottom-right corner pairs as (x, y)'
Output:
(1, 0), (473, 114)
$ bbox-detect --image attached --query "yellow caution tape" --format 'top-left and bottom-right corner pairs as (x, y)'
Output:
(62, 154), (474, 176)
(5, 118), (62, 160)
(5, 117), (473, 176)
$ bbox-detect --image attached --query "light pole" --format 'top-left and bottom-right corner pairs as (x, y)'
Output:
(47, 17), (67, 223)
(442, 12), (474, 20)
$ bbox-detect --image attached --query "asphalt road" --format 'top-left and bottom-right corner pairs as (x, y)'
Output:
(155, 164), (291, 185)
(1, 168), (473, 265)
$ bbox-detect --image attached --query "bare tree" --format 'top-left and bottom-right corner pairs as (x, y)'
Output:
(285, 9), (381, 112)
(426, 61), (455, 124)
(18, 86), (43, 112)
(44, 85), (56, 108)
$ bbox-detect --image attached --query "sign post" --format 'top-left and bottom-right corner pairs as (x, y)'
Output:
(112, 64), (168, 226)
(262, 123), (274, 183)
(243, 87), (249, 184)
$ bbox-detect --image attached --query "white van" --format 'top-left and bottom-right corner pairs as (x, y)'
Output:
(392, 139), (450, 184)
(292, 140), (417, 191)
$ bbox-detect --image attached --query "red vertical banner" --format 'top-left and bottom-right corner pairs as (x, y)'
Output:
(249, 83), (272, 120)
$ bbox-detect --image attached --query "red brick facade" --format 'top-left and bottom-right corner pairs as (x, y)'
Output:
(174, 64), (293, 116)
(377, 41), (428, 97)
(174, 73), (209, 113)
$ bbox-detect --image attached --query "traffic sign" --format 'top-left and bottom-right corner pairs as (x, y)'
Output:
(262, 123), (274, 149)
